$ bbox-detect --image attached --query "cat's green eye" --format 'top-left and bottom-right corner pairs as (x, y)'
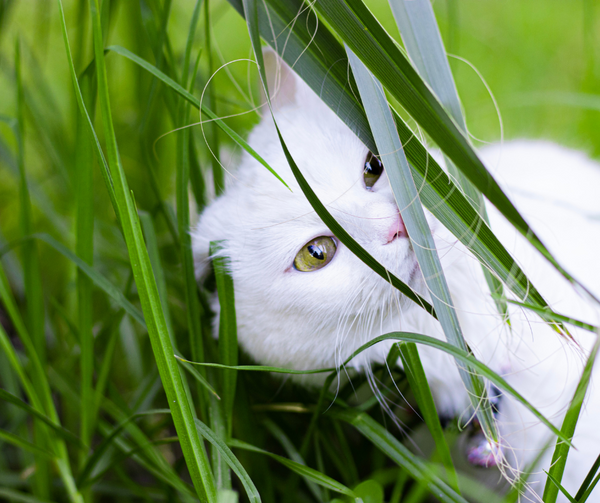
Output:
(293, 237), (337, 272)
(364, 152), (384, 188)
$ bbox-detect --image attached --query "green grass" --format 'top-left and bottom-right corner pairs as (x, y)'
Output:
(0, 0), (599, 502)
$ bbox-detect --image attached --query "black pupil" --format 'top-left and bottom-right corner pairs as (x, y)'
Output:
(365, 153), (383, 176)
(307, 245), (324, 261)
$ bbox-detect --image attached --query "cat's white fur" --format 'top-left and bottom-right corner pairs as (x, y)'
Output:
(192, 50), (600, 501)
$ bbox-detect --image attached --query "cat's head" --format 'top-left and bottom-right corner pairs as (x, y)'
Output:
(192, 49), (429, 373)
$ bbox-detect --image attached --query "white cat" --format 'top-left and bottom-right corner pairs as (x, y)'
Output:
(192, 50), (600, 501)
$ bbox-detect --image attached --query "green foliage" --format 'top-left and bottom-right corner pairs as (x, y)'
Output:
(0, 1), (598, 502)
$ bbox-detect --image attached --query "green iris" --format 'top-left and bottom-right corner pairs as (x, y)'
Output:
(293, 237), (337, 272)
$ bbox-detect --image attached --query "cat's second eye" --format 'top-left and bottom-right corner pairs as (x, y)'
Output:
(364, 152), (384, 188)
(293, 237), (337, 272)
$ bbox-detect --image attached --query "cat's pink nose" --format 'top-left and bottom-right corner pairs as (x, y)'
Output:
(386, 213), (406, 243)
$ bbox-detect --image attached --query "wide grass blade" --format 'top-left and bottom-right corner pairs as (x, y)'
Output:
(347, 47), (496, 442)
(389, 0), (507, 317)
(60, 0), (217, 499)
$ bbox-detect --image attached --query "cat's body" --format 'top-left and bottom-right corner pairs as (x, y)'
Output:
(192, 51), (600, 501)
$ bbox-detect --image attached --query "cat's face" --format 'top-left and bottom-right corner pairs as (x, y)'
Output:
(192, 50), (429, 372)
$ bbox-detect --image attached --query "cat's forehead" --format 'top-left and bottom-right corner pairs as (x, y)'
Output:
(236, 99), (370, 217)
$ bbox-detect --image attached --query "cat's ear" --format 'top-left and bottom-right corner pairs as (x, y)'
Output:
(260, 47), (298, 110)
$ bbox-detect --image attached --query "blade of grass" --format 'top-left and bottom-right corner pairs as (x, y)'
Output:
(312, 0), (570, 282)
(397, 342), (459, 493)
(104, 45), (289, 191)
(545, 471), (577, 503)
(0, 488), (55, 503)
(0, 428), (54, 459)
(0, 233), (145, 327)
(181, 331), (569, 444)
(542, 335), (600, 503)
(203, 0), (224, 195)
(0, 388), (84, 449)
(228, 438), (356, 498)
(77, 409), (171, 487)
(178, 360), (221, 400)
(60, 0), (218, 499)
(15, 39), (50, 498)
(210, 242), (238, 437)
(74, 66), (96, 470)
(575, 453), (600, 501)
(263, 419), (323, 501)
(331, 409), (467, 503)
(578, 472), (600, 502)
(139, 213), (174, 338)
(194, 418), (261, 503)
(347, 46), (496, 443)
(0, 263), (83, 503)
(389, 0), (507, 318)
(177, 49), (206, 399)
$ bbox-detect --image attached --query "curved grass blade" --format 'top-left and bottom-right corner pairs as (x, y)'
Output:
(347, 47), (496, 442)
(0, 428), (54, 459)
(0, 388), (84, 449)
(104, 44), (290, 191)
(182, 331), (570, 444)
(263, 419), (323, 501)
(1, 233), (146, 327)
(542, 335), (600, 503)
(229, 438), (356, 498)
(194, 418), (261, 503)
(77, 409), (171, 488)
